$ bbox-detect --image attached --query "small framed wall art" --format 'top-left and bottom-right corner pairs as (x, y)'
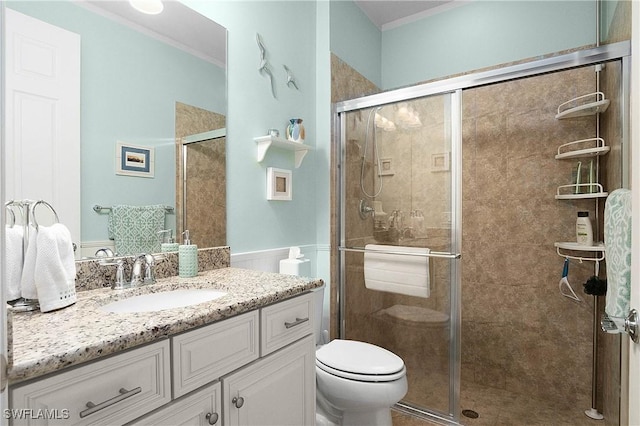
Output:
(116, 141), (155, 178)
(266, 167), (292, 200)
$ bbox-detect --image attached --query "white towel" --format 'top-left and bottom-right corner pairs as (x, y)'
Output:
(5, 225), (23, 301)
(364, 244), (430, 298)
(20, 226), (38, 300)
(34, 223), (77, 312)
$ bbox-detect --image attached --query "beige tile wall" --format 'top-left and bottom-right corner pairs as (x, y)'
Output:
(332, 54), (619, 414)
(174, 102), (226, 248)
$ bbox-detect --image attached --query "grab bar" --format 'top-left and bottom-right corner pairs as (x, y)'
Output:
(339, 246), (461, 259)
(93, 204), (174, 213)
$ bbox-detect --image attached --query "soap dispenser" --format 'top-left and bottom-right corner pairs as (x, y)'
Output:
(179, 230), (198, 278)
(158, 230), (179, 252)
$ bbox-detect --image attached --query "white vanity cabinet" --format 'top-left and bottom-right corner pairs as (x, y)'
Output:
(9, 292), (316, 426)
(223, 335), (315, 426)
(130, 382), (222, 426)
(10, 340), (171, 426)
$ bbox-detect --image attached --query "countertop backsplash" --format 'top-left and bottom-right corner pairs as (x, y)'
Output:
(74, 246), (231, 292)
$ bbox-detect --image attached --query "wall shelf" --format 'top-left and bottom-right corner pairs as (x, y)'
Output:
(254, 135), (313, 168)
(555, 92), (610, 119)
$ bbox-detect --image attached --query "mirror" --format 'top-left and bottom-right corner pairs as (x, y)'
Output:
(4, 0), (227, 256)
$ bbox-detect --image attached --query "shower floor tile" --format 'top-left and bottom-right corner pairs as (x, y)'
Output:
(393, 381), (606, 426)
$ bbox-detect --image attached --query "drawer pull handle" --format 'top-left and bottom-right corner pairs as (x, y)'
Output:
(79, 386), (142, 418)
(205, 412), (219, 425)
(284, 317), (309, 329)
(232, 396), (245, 408)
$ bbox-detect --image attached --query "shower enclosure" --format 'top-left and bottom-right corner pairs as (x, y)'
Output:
(334, 42), (630, 425)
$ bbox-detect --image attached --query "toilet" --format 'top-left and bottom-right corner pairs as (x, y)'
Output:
(279, 251), (408, 426)
(312, 287), (408, 426)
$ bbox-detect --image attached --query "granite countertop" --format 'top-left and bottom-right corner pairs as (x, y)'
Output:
(8, 267), (324, 384)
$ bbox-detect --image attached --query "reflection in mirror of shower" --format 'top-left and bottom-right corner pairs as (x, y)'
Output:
(182, 128), (226, 248)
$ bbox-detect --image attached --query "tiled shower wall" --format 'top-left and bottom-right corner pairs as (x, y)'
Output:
(175, 102), (226, 247)
(461, 67), (599, 407)
(332, 56), (622, 414)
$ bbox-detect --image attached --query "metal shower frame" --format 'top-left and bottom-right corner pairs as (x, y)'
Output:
(333, 40), (630, 424)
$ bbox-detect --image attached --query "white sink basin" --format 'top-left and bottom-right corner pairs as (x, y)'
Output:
(101, 289), (227, 313)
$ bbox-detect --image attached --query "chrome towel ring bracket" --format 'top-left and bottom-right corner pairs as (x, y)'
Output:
(30, 200), (60, 230)
(4, 201), (18, 227)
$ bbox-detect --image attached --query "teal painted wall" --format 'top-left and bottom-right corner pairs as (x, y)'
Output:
(7, 1), (225, 243)
(184, 1), (320, 254)
(381, 1), (596, 89)
(329, 0), (382, 87)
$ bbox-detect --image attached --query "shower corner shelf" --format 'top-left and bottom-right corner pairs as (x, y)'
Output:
(555, 92), (610, 120)
(555, 138), (610, 160)
(555, 183), (608, 200)
(555, 242), (605, 262)
(254, 135), (313, 168)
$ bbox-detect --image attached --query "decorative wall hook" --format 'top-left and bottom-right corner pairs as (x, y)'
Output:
(256, 33), (276, 98)
(283, 65), (299, 90)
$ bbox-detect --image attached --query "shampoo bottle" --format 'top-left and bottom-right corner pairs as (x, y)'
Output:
(179, 230), (198, 278)
(576, 211), (594, 246)
(158, 230), (179, 252)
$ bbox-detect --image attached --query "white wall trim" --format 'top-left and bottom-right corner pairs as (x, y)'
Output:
(231, 245), (318, 274)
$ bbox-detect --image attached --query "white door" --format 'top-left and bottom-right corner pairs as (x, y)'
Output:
(629, 2), (640, 424)
(4, 8), (80, 253)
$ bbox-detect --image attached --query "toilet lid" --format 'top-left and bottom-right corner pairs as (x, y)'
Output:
(316, 340), (405, 381)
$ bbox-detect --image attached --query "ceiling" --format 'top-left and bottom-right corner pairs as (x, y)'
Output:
(355, 0), (458, 29)
(75, 0), (226, 67)
(75, 0), (457, 67)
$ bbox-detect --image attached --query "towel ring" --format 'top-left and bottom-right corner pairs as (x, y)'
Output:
(4, 201), (16, 227)
(30, 200), (60, 230)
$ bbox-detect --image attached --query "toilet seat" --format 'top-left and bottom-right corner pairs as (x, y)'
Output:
(316, 340), (406, 382)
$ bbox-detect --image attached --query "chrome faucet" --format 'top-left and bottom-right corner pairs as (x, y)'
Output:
(101, 253), (160, 290)
(130, 253), (154, 286)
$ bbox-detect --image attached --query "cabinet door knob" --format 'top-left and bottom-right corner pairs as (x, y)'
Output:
(205, 412), (219, 425)
(232, 396), (245, 408)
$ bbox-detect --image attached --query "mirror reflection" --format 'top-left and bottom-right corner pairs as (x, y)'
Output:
(4, 0), (227, 257)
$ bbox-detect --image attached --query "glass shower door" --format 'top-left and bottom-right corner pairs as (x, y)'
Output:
(337, 90), (461, 422)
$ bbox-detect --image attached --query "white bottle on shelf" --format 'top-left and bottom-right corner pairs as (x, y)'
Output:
(576, 211), (594, 246)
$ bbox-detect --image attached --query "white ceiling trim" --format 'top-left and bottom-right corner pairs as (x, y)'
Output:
(381, 0), (471, 31)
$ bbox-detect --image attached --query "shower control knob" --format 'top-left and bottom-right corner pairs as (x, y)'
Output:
(232, 396), (245, 408)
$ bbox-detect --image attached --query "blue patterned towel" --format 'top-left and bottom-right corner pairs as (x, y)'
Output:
(604, 189), (632, 319)
(108, 205), (166, 255)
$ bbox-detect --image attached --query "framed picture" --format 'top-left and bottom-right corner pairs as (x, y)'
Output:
(266, 167), (292, 201)
(116, 141), (154, 178)
(431, 152), (450, 172)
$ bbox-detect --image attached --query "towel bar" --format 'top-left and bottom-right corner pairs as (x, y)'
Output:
(339, 246), (460, 259)
(93, 204), (174, 213)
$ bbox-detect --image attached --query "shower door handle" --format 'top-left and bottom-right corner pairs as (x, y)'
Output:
(339, 246), (461, 259)
(625, 309), (639, 343)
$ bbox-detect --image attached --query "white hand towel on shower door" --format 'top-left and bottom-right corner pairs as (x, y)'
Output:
(34, 223), (77, 312)
(364, 244), (430, 298)
(20, 226), (38, 300)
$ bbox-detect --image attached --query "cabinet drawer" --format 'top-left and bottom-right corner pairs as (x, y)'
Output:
(131, 382), (221, 426)
(10, 340), (171, 426)
(172, 310), (259, 398)
(260, 292), (313, 356)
